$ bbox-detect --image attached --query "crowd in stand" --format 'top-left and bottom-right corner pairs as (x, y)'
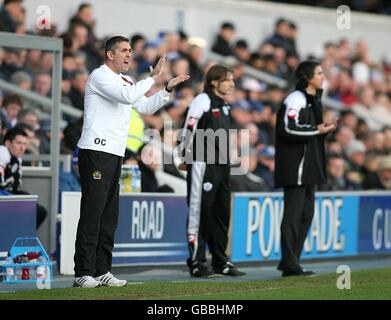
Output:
(1, 0), (391, 194)
(267, 0), (391, 15)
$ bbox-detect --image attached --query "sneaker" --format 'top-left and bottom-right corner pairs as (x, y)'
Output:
(190, 265), (217, 278)
(188, 261), (217, 278)
(214, 261), (246, 276)
(95, 272), (127, 287)
(73, 275), (101, 288)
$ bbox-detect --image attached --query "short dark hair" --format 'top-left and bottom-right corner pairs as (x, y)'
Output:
(78, 3), (91, 12)
(17, 108), (37, 122)
(4, 0), (22, 6)
(130, 34), (145, 47)
(3, 94), (23, 109)
(221, 22), (235, 30)
(295, 60), (321, 90)
(14, 122), (34, 133)
(235, 39), (248, 49)
(4, 127), (27, 143)
(204, 65), (233, 94)
(104, 36), (129, 60)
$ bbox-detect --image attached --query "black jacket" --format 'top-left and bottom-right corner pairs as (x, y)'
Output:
(274, 89), (327, 187)
(0, 146), (21, 193)
(180, 91), (231, 165)
(211, 35), (234, 57)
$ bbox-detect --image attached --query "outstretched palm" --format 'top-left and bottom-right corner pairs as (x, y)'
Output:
(167, 75), (191, 90)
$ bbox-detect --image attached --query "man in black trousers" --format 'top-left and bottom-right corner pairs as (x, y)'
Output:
(275, 60), (337, 277)
(179, 65), (245, 278)
(73, 36), (189, 288)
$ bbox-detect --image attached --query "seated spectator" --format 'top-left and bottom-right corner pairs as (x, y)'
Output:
(0, 0), (23, 33)
(38, 118), (69, 154)
(345, 139), (367, 187)
(13, 122), (41, 158)
(231, 149), (267, 192)
(186, 38), (206, 85)
(263, 18), (298, 57)
(363, 156), (391, 190)
(17, 108), (39, 131)
(319, 153), (361, 191)
(0, 127), (47, 228)
(137, 144), (174, 193)
(255, 145), (275, 189)
(63, 116), (83, 151)
(69, 69), (89, 111)
(1, 94), (23, 129)
(233, 39), (251, 64)
(59, 148), (81, 207)
(211, 21), (235, 57)
(10, 70), (32, 90)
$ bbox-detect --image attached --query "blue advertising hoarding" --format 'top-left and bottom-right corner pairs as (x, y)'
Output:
(112, 194), (189, 265)
(358, 196), (391, 254)
(231, 192), (391, 262)
(0, 196), (37, 261)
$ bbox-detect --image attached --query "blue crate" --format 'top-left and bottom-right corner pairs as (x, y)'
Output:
(1, 237), (52, 284)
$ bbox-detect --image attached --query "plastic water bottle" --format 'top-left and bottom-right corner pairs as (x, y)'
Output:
(136, 167), (141, 192)
(36, 256), (47, 280)
(132, 165), (141, 192)
(15, 266), (22, 280)
(122, 165), (133, 193)
(4, 254), (14, 282)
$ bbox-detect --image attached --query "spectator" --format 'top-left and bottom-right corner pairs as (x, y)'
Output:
(69, 69), (89, 110)
(0, 127), (48, 228)
(13, 122), (40, 158)
(69, 3), (98, 49)
(345, 139), (367, 187)
(10, 70), (32, 90)
(320, 153), (361, 191)
(363, 156), (391, 190)
(137, 144), (174, 193)
(231, 149), (267, 192)
(1, 94), (23, 129)
(0, 0), (23, 33)
(186, 38), (206, 85)
(59, 148), (81, 200)
(255, 145), (275, 189)
(211, 21), (235, 57)
(0, 48), (22, 80)
(34, 71), (51, 97)
(233, 39), (251, 63)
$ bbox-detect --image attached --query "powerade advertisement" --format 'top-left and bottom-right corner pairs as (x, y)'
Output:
(113, 195), (189, 265)
(358, 196), (391, 254)
(231, 192), (391, 262)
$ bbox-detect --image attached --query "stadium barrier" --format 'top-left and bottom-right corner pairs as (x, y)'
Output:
(60, 192), (188, 275)
(0, 195), (37, 262)
(231, 191), (391, 262)
(58, 191), (391, 275)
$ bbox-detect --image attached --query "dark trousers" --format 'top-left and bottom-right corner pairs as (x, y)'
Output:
(74, 149), (122, 277)
(186, 163), (230, 268)
(278, 185), (315, 272)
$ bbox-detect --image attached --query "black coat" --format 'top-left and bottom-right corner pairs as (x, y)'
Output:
(274, 89), (327, 187)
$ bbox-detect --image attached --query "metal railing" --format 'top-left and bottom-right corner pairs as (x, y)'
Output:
(0, 80), (83, 119)
(0, 32), (63, 253)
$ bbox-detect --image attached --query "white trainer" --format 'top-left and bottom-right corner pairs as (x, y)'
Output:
(73, 275), (101, 288)
(95, 272), (127, 287)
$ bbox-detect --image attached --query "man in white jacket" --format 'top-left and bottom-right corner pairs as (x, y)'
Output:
(73, 36), (189, 288)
